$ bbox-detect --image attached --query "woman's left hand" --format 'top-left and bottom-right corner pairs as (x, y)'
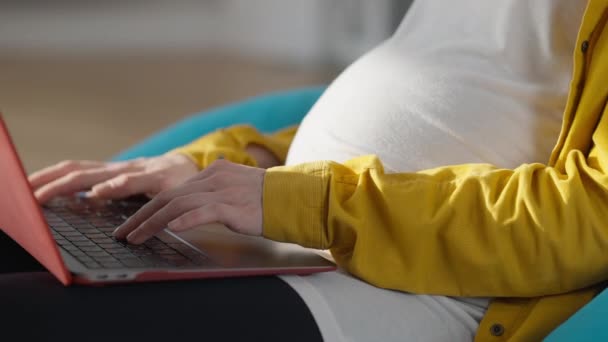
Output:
(113, 159), (266, 244)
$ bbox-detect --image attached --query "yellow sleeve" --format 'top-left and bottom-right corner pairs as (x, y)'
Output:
(262, 150), (608, 298)
(170, 124), (298, 169)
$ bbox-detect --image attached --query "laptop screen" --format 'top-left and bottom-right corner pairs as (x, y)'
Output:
(0, 115), (71, 285)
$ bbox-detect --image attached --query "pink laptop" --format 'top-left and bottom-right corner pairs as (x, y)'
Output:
(0, 115), (335, 285)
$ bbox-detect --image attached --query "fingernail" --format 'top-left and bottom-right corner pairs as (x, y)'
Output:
(167, 220), (178, 231)
(92, 184), (108, 195)
(127, 232), (139, 244)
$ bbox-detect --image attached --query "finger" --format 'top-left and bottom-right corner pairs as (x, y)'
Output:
(167, 203), (226, 232)
(113, 177), (219, 239)
(90, 171), (161, 199)
(34, 163), (137, 204)
(125, 193), (219, 244)
(28, 160), (105, 190)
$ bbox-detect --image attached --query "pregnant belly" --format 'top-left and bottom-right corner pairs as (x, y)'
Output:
(286, 41), (563, 172)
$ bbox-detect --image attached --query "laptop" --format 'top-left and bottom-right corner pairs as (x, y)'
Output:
(0, 115), (336, 285)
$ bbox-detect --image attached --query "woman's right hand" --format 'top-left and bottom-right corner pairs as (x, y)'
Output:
(28, 154), (200, 204)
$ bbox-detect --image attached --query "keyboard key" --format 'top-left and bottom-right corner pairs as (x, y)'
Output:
(94, 223), (116, 229)
(60, 231), (84, 237)
(80, 246), (104, 253)
(54, 238), (67, 245)
(85, 233), (107, 239)
(97, 242), (122, 249)
(91, 237), (114, 244)
(66, 236), (89, 242)
(87, 251), (111, 258)
(69, 250), (87, 257)
(73, 223), (95, 230)
(78, 228), (99, 234)
(52, 226), (76, 232)
(104, 248), (128, 255)
(73, 241), (96, 247)
(97, 227), (117, 234)
(95, 240), (121, 251)
(64, 218), (87, 225)
(62, 245), (80, 251)
(76, 255), (95, 263)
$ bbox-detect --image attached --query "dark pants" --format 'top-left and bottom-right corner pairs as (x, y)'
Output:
(0, 231), (323, 342)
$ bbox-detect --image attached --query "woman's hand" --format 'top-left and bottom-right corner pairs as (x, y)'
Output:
(113, 159), (265, 244)
(29, 154), (199, 204)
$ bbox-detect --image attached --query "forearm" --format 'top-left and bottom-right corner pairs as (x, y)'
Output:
(263, 152), (608, 297)
(171, 124), (298, 169)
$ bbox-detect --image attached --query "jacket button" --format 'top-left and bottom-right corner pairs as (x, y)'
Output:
(490, 323), (505, 337)
(581, 40), (589, 53)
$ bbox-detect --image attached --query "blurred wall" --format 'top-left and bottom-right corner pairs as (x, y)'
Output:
(0, 0), (412, 66)
(0, 0), (413, 171)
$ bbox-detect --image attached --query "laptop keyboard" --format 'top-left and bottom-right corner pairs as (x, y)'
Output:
(43, 197), (209, 269)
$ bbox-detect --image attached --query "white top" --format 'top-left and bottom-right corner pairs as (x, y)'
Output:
(281, 0), (587, 341)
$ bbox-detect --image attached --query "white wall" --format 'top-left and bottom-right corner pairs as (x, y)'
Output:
(0, 0), (406, 66)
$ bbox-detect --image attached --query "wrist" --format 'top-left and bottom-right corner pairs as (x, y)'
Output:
(165, 153), (200, 171)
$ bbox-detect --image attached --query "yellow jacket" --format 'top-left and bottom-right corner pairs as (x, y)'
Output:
(174, 1), (608, 340)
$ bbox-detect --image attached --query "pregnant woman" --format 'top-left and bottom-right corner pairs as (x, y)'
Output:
(6, 0), (608, 341)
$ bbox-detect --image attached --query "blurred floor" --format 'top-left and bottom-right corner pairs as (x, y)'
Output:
(0, 54), (336, 173)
